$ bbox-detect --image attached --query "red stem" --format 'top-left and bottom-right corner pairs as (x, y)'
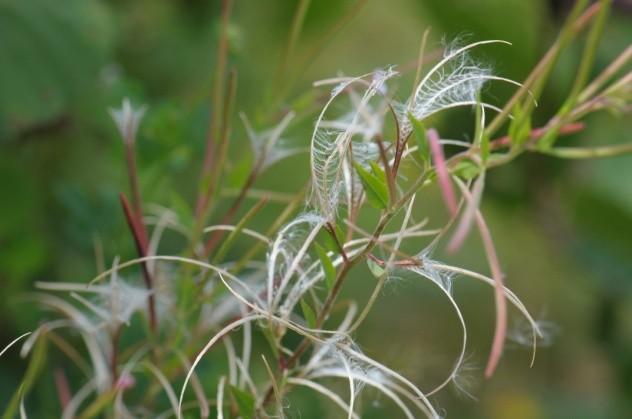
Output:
(120, 192), (157, 332)
(53, 368), (71, 410)
(489, 122), (585, 150)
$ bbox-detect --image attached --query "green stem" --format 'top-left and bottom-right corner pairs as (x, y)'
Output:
(534, 142), (632, 159)
(195, 0), (234, 222)
(539, 0), (612, 150)
(485, 0), (593, 137)
(275, 0), (312, 92)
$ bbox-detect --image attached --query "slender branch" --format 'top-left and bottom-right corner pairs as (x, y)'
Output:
(487, 122), (585, 150)
(120, 192), (157, 332)
(204, 161), (258, 257)
(325, 222), (349, 264)
(533, 142), (632, 159)
(538, 0), (612, 149)
(110, 326), (122, 386)
(375, 136), (397, 204)
(274, 0), (368, 107)
(53, 369), (71, 410)
(124, 141), (144, 225)
(262, 210), (397, 407)
(196, 0), (234, 220)
(196, 68), (238, 225)
(276, 0), (312, 90)
(485, 0), (598, 136)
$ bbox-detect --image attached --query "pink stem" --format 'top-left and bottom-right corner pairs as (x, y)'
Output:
(475, 211), (507, 378)
(427, 128), (458, 216)
(54, 368), (71, 409)
(453, 178), (507, 376)
(446, 174), (485, 253)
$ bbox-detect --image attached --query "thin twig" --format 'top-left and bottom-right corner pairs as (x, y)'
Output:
(120, 193), (157, 332)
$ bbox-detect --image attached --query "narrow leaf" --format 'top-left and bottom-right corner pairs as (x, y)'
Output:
(352, 162), (388, 209)
(480, 132), (491, 162)
(300, 299), (317, 329)
(474, 99), (490, 162)
(315, 243), (336, 291)
(508, 103), (532, 148)
(3, 338), (47, 419)
(453, 160), (481, 180)
(407, 113), (430, 165)
(229, 385), (256, 419)
(367, 258), (385, 278)
(369, 161), (387, 185)
(261, 328), (280, 359)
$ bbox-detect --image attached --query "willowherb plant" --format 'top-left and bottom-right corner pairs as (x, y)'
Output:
(2, 0), (631, 418)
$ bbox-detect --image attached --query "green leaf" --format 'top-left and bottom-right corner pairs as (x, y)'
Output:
(300, 299), (317, 328)
(3, 337), (47, 419)
(367, 258), (385, 278)
(407, 113), (430, 165)
(453, 160), (481, 180)
(318, 223), (345, 255)
(229, 385), (256, 419)
(353, 161), (388, 209)
(227, 153), (253, 189)
(474, 99), (490, 162)
(508, 103), (532, 149)
(261, 327), (280, 359)
(315, 243), (336, 291)
(480, 132), (491, 162)
(76, 390), (117, 419)
(369, 161), (387, 185)
(369, 160), (392, 201)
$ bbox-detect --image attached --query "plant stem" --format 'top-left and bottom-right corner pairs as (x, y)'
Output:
(120, 193), (157, 332)
(538, 0), (612, 149)
(534, 142), (632, 159)
(485, 0), (595, 137)
(110, 327), (122, 386)
(275, 0), (312, 93)
(195, 0), (234, 221)
(261, 180), (427, 407)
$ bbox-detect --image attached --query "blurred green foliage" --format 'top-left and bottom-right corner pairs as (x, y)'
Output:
(0, 0), (631, 417)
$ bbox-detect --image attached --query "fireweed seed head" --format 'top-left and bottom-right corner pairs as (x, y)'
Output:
(109, 98), (147, 145)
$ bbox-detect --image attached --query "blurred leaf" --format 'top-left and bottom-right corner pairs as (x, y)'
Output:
(408, 113), (430, 166)
(316, 222), (345, 256)
(300, 299), (317, 328)
(261, 327), (279, 359)
(474, 99), (491, 162)
(453, 160), (481, 180)
(76, 390), (117, 419)
(481, 132), (491, 162)
(509, 103), (532, 149)
(315, 243), (336, 291)
(227, 154), (253, 189)
(367, 257), (385, 278)
(229, 385), (256, 419)
(369, 161), (387, 185)
(2, 336), (47, 419)
(353, 161), (388, 209)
